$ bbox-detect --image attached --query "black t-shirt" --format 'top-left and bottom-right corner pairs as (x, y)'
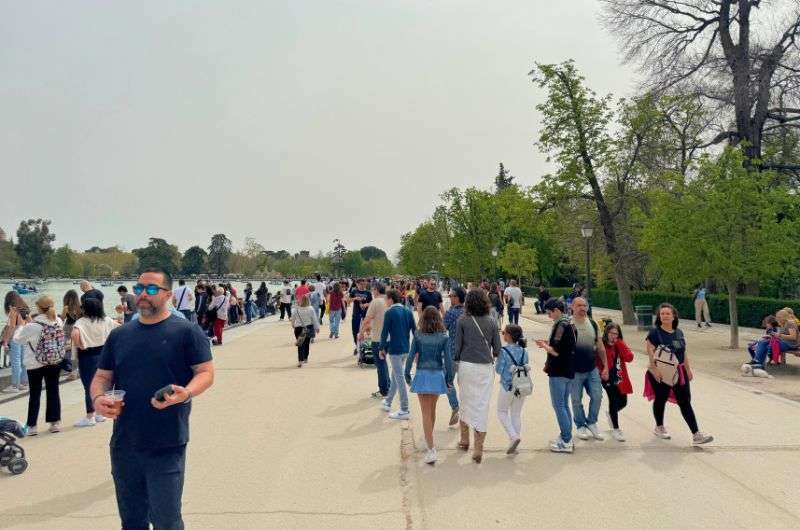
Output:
(646, 326), (686, 363)
(546, 320), (576, 379)
(418, 290), (443, 310)
(81, 289), (104, 305)
(98, 315), (213, 449)
(351, 289), (372, 317)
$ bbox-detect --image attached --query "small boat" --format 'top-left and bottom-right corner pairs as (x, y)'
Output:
(100, 281), (113, 287)
(13, 284), (37, 295)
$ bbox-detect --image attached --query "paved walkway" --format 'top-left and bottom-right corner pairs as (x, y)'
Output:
(2, 311), (800, 528)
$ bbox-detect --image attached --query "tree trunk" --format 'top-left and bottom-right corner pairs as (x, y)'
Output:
(727, 281), (739, 350)
(614, 265), (636, 325)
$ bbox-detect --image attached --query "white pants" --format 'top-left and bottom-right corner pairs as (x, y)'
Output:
(496, 388), (526, 441)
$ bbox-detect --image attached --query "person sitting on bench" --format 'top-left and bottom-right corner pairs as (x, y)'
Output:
(747, 310), (799, 370)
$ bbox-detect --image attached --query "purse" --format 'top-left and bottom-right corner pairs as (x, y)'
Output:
(654, 344), (679, 386)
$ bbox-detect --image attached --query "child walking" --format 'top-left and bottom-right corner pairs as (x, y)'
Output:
(495, 324), (530, 455)
(601, 323), (634, 441)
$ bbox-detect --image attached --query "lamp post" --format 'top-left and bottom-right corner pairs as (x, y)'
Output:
(580, 223), (594, 301)
(491, 247), (498, 281)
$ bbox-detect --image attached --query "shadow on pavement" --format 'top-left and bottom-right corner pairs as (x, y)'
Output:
(0, 479), (115, 528)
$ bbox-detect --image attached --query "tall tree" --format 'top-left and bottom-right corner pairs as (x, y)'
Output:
(641, 147), (796, 348)
(359, 246), (387, 261)
(15, 219), (56, 276)
(133, 238), (181, 276)
(0, 238), (20, 276)
(208, 234), (233, 276)
(48, 245), (82, 278)
(602, 0), (800, 169)
(498, 242), (537, 288)
(495, 163), (515, 191)
(181, 246), (208, 275)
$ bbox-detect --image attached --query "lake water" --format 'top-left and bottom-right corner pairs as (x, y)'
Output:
(0, 279), (289, 326)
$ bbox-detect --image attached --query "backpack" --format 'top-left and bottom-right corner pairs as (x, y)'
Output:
(503, 346), (533, 397)
(32, 322), (65, 366)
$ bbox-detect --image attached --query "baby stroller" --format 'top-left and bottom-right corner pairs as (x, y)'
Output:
(0, 418), (28, 475)
(358, 338), (375, 368)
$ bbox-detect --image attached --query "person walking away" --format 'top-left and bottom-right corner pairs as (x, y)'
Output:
(327, 283), (345, 339)
(601, 323), (633, 442)
(61, 289), (82, 381)
(72, 298), (118, 427)
(405, 307), (453, 464)
(314, 275), (327, 322)
(379, 289), (417, 420)
(279, 280), (293, 320)
(255, 282), (269, 318)
(496, 324), (530, 455)
(488, 282), (504, 328)
(416, 278), (444, 318)
(692, 285), (712, 328)
(504, 280), (524, 325)
(535, 285), (551, 314)
(645, 303), (713, 445)
(309, 285), (322, 325)
(79, 280), (104, 305)
(291, 295), (320, 367)
(1, 292), (31, 394)
(349, 278), (372, 355)
(172, 279), (195, 321)
(194, 283), (209, 326)
(294, 279), (310, 305)
(91, 268), (214, 530)
(362, 284), (390, 398)
(569, 297), (607, 441)
(454, 289), (501, 463)
(14, 296), (65, 434)
(535, 298), (577, 453)
(208, 286), (229, 345)
(443, 287), (466, 427)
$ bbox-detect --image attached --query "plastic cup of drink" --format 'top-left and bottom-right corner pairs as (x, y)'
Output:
(104, 389), (126, 417)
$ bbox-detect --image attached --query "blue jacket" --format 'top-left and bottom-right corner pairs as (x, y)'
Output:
(495, 344), (529, 392)
(405, 332), (453, 386)
(379, 303), (416, 355)
(443, 304), (464, 359)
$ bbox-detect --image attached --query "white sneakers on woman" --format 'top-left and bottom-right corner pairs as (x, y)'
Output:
(611, 429), (626, 442)
(423, 448), (437, 465)
(653, 426), (671, 439)
(74, 416), (97, 428)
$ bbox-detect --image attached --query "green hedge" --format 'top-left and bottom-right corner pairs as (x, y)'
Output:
(523, 287), (800, 328)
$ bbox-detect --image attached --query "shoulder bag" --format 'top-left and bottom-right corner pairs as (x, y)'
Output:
(653, 329), (680, 387)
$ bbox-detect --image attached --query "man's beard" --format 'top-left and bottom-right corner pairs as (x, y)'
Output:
(137, 300), (163, 316)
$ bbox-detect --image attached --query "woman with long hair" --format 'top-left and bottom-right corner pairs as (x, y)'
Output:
(61, 289), (82, 381)
(71, 297), (118, 427)
(14, 296), (64, 434)
(327, 282), (344, 339)
(453, 289), (501, 463)
(488, 282), (504, 328)
(208, 286), (229, 345)
(404, 307), (452, 465)
(1, 291), (31, 393)
(645, 303), (713, 445)
(291, 294), (320, 367)
(255, 281), (269, 318)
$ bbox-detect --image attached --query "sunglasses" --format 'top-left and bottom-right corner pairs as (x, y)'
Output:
(133, 283), (170, 296)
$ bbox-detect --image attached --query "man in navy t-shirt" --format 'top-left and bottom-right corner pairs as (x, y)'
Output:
(92, 268), (214, 530)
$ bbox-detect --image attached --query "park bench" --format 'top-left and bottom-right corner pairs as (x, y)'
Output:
(780, 346), (800, 365)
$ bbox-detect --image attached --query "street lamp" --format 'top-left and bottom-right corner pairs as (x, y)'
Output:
(491, 247), (498, 281)
(581, 223), (594, 301)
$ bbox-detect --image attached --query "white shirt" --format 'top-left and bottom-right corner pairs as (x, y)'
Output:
(504, 286), (524, 309)
(280, 285), (294, 304)
(74, 316), (119, 348)
(172, 285), (194, 310)
(314, 281), (327, 297)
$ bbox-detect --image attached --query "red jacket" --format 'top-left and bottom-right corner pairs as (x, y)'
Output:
(604, 339), (634, 395)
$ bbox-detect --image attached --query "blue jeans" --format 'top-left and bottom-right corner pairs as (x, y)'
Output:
(9, 341), (27, 387)
(385, 354), (409, 412)
(548, 376), (573, 443)
(570, 368), (603, 428)
(78, 353), (101, 414)
(329, 310), (342, 337)
(111, 444), (186, 530)
(244, 301), (254, 322)
(446, 349), (459, 410)
(508, 307), (520, 324)
(312, 305), (321, 324)
(375, 349), (390, 396)
(753, 339), (794, 366)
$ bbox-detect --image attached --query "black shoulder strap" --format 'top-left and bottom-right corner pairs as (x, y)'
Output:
(590, 319), (598, 341)
(503, 346), (521, 367)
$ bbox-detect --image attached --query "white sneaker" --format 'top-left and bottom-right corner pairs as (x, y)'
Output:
(74, 416), (96, 428)
(1, 385), (20, 394)
(25, 425), (37, 436)
(49, 422), (61, 433)
(611, 429), (626, 442)
(587, 423), (604, 440)
(653, 426), (671, 439)
(388, 410), (410, 420)
(380, 400), (391, 412)
(423, 448), (437, 464)
(692, 432), (714, 445)
(576, 426), (590, 440)
(549, 439), (574, 453)
(94, 415), (106, 423)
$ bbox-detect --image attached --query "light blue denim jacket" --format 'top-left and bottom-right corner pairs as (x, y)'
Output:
(404, 332), (454, 386)
(495, 343), (529, 392)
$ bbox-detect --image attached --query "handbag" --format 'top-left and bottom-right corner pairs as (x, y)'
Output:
(295, 327), (309, 346)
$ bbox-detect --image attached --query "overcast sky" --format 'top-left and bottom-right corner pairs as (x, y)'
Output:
(0, 0), (634, 258)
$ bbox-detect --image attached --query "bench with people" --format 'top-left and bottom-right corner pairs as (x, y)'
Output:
(742, 307), (800, 378)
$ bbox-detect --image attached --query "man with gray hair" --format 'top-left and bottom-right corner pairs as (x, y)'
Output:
(569, 297), (608, 441)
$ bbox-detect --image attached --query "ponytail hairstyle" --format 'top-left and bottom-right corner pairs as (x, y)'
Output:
(35, 295), (57, 321)
(504, 323), (527, 348)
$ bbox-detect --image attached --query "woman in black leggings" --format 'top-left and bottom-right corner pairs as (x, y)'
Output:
(645, 303), (713, 446)
(600, 323), (633, 442)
